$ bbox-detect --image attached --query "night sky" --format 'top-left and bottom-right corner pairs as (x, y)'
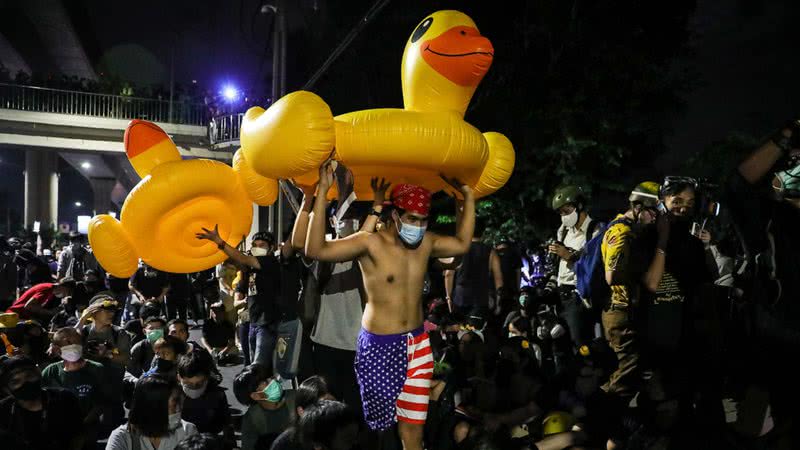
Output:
(2, 0), (800, 232)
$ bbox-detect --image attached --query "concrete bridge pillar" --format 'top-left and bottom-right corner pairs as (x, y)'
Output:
(24, 150), (59, 229)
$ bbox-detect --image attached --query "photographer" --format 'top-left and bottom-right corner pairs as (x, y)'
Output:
(76, 294), (132, 431)
(727, 120), (800, 438)
(548, 185), (602, 350)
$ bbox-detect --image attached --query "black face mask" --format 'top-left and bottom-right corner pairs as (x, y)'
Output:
(12, 379), (42, 401)
(444, 332), (459, 346)
(154, 357), (175, 372)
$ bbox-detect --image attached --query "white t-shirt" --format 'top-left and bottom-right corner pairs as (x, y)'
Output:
(556, 215), (596, 286)
(105, 420), (197, 450)
(309, 261), (364, 351)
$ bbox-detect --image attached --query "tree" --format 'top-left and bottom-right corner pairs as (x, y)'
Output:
(292, 0), (698, 243)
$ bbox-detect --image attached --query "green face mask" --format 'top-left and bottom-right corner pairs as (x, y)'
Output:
(775, 164), (800, 198)
(146, 328), (164, 344)
(262, 379), (283, 403)
(519, 294), (528, 308)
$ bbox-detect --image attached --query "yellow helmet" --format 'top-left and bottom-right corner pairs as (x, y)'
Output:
(542, 411), (576, 436)
(629, 181), (661, 208)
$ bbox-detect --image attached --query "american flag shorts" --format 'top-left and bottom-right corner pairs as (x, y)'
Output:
(354, 326), (434, 431)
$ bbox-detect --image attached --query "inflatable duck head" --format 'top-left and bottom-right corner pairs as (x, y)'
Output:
(401, 10), (494, 116)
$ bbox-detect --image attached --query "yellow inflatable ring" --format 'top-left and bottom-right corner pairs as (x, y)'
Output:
(89, 120), (275, 278)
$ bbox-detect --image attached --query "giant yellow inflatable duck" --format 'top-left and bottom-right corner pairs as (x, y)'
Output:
(88, 120), (278, 278)
(237, 10), (515, 200)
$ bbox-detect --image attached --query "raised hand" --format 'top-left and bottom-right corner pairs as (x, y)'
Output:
(440, 174), (471, 198)
(318, 159), (336, 192)
(370, 177), (391, 205)
(195, 224), (223, 245)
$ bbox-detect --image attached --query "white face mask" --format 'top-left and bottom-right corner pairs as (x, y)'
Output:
(508, 332), (516, 339)
(169, 412), (182, 430)
(561, 210), (579, 228)
(182, 380), (208, 399)
(250, 247), (268, 257)
(60, 344), (83, 362)
(335, 219), (359, 238)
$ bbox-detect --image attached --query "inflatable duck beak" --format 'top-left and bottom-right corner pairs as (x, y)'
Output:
(421, 26), (494, 87)
(124, 120), (181, 178)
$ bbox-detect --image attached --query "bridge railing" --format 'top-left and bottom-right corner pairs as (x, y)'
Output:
(0, 82), (208, 126)
(209, 113), (244, 145)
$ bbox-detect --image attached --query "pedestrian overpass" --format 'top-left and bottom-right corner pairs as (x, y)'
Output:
(0, 82), (236, 228)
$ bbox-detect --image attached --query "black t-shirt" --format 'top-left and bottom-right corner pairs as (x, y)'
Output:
(727, 172), (800, 324)
(167, 273), (192, 299)
(637, 222), (711, 354)
(278, 254), (304, 321)
(124, 319), (145, 345)
(454, 242), (492, 309)
(241, 255), (281, 326)
(271, 427), (302, 450)
(181, 384), (230, 434)
(202, 318), (235, 348)
(497, 247), (522, 293)
(107, 275), (130, 294)
(0, 388), (83, 450)
(26, 258), (52, 287)
(131, 266), (170, 298)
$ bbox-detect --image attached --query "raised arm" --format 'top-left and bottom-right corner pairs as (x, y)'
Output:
(196, 225), (261, 270)
(739, 125), (794, 184)
(360, 177), (390, 233)
(490, 249), (504, 293)
(305, 161), (370, 262)
(291, 184), (317, 252)
(432, 177), (475, 258)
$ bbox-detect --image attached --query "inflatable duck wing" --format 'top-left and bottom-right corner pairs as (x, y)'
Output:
(88, 120), (278, 278)
(237, 10), (515, 200)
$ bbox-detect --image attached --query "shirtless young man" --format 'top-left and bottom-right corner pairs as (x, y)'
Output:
(304, 161), (475, 450)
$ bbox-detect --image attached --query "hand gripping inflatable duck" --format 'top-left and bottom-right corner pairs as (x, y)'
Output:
(88, 120), (278, 278)
(238, 10), (515, 200)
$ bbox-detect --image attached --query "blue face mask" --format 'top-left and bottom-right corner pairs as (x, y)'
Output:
(398, 221), (426, 246)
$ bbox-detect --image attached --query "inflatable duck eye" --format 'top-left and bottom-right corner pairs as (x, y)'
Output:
(411, 17), (433, 43)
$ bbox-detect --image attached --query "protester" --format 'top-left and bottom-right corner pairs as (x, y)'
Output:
(304, 162), (475, 450)
(6, 277), (75, 321)
(128, 315), (168, 378)
(0, 355), (85, 450)
(177, 350), (234, 442)
(106, 375), (198, 450)
(76, 294), (132, 430)
(200, 303), (236, 364)
(234, 363), (291, 450)
(42, 327), (108, 432)
(297, 400), (360, 450)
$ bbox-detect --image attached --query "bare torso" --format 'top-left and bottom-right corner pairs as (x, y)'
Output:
(357, 227), (434, 335)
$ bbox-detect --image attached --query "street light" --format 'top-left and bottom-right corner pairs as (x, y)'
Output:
(81, 161), (91, 169)
(74, 201), (82, 207)
(222, 85), (239, 102)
